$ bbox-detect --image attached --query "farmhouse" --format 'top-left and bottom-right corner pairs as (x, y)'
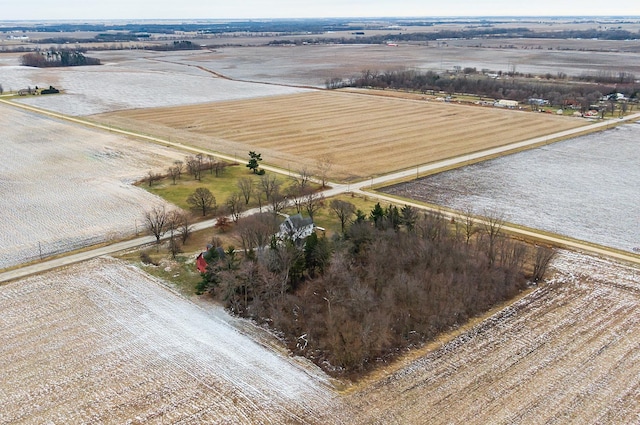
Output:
(277, 213), (314, 243)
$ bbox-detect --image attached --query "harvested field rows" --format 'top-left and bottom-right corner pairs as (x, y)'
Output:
(2, 253), (639, 423)
(343, 251), (640, 424)
(381, 123), (640, 253)
(93, 90), (586, 181)
(0, 53), (310, 116)
(0, 258), (343, 424)
(0, 104), (182, 270)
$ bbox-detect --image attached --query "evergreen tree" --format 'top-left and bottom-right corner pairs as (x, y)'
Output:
(246, 151), (262, 174)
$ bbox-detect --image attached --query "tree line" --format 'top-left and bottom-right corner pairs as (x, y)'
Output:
(269, 27), (640, 47)
(20, 50), (101, 68)
(329, 68), (639, 109)
(198, 201), (554, 378)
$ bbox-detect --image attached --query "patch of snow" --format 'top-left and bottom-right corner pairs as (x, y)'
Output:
(0, 104), (183, 269)
(383, 123), (640, 253)
(0, 258), (342, 423)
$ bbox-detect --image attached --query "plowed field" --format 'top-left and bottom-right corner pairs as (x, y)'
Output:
(2, 253), (639, 424)
(0, 104), (182, 270)
(343, 251), (640, 424)
(0, 258), (343, 424)
(93, 91), (585, 181)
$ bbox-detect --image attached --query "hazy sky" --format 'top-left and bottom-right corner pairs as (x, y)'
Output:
(3, 0), (639, 21)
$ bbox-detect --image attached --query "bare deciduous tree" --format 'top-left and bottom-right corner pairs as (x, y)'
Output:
(168, 165), (181, 185)
(291, 166), (311, 192)
(147, 170), (162, 187)
(237, 177), (254, 205)
(187, 187), (216, 216)
(213, 160), (227, 177)
(226, 191), (245, 223)
(166, 210), (182, 237)
(460, 206), (477, 245)
(173, 160), (183, 179)
(269, 189), (287, 216)
(287, 181), (311, 214)
(178, 214), (193, 244)
(143, 206), (168, 243)
(253, 186), (265, 212)
(185, 154), (204, 181)
(207, 154), (215, 175)
(236, 213), (278, 253)
(260, 174), (281, 201)
(315, 154), (334, 188)
(532, 245), (555, 282)
(330, 199), (356, 234)
(481, 209), (505, 267)
(303, 191), (324, 221)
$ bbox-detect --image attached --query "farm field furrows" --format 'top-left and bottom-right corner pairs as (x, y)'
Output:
(0, 50), (310, 116)
(381, 123), (640, 254)
(164, 44), (640, 87)
(93, 90), (586, 181)
(342, 251), (640, 424)
(0, 258), (343, 424)
(3, 252), (639, 424)
(0, 104), (182, 270)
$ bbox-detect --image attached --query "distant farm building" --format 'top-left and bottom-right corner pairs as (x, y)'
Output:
(528, 98), (549, 106)
(494, 99), (519, 108)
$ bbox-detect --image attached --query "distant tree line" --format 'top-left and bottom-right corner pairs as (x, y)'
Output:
(269, 27), (533, 46)
(146, 40), (202, 51)
(0, 19), (376, 36)
(330, 68), (639, 109)
(20, 50), (100, 67)
(95, 32), (149, 42)
(198, 202), (554, 377)
(269, 27), (640, 47)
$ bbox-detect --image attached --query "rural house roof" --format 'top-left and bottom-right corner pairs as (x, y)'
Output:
(196, 246), (226, 273)
(285, 214), (313, 230)
(278, 213), (314, 242)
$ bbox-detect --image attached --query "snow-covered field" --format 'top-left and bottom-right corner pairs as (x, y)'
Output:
(382, 122), (640, 253)
(0, 104), (183, 269)
(0, 51), (310, 115)
(0, 258), (342, 424)
(2, 253), (639, 424)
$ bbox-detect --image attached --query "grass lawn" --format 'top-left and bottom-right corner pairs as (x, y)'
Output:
(143, 164), (253, 211)
(142, 163), (309, 215)
(284, 192), (405, 237)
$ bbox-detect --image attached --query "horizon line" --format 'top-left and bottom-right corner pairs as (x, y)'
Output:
(2, 15), (640, 23)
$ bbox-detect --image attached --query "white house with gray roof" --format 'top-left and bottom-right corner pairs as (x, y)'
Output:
(277, 213), (314, 242)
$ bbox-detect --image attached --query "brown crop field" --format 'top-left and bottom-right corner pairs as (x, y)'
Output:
(93, 90), (586, 181)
